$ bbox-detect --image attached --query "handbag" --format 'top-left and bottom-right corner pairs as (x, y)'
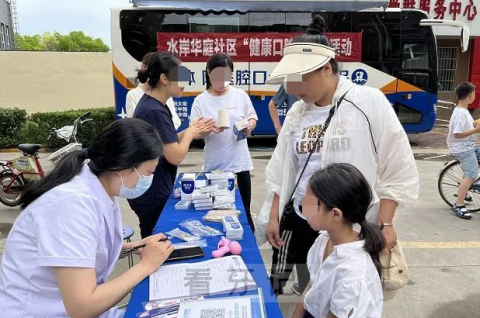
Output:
(381, 239), (410, 301)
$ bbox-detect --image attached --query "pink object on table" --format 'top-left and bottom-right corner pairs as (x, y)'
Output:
(212, 237), (242, 258)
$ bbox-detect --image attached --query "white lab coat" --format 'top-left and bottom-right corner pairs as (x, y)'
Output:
(0, 165), (125, 318)
(255, 76), (419, 245)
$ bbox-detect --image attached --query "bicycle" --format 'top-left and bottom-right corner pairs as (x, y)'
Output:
(0, 112), (92, 207)
(438, 157), (480, 212)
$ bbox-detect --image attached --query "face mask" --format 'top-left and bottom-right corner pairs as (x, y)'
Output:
(119, 168), (153, 199)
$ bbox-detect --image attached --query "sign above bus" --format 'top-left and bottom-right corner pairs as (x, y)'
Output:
(133, 0), (389, 12)
(388, 0), (479, 36)
(158, 32), (362, 62)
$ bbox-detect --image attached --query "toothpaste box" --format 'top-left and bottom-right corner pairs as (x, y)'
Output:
(181, 173), (196, 201)
(206, 172), (236, 200)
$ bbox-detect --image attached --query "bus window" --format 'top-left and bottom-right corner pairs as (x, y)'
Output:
(161, 13), (188, 32)
(249, 12), (285, 32)
(402, 44), (429, 69)
(353, 13), (396, 62)
(120, 10), (188, 61)
(397, 104), (423, 124)
(401, 43), (430, 91)
(188, 12), (248, 33)
(286, 12), (311, 33)
(319, 12), (352, 33)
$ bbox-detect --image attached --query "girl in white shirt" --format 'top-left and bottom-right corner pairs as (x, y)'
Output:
(126, 52), (181, 129)
(190, 53), (258, 231)
(292, 163), (385, 318)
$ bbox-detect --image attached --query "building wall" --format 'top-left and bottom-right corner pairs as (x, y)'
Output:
(435, 38), (477, 121)
(0, 51), (114, 113)
(0, 0), (14, 50)
(437, 39), (471, 103)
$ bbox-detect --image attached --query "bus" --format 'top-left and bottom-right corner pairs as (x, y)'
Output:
(111, 0), (468, 135)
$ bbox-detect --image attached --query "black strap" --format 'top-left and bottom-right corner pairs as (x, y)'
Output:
(287, 90), (350, 202)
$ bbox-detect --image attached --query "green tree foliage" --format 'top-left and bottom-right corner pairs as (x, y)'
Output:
(16, 31), (109, 52)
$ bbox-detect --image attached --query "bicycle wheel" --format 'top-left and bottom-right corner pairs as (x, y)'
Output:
(0, 172), (24, 207)
(438, 160), (480, 212)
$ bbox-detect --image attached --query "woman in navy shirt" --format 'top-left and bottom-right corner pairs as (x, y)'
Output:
(130, 52), (215, 238)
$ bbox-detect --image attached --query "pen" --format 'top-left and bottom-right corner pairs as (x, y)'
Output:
(122, 237), (169, 255)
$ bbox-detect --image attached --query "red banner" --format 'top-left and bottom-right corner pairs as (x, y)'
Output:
(158, 32), (362, 62)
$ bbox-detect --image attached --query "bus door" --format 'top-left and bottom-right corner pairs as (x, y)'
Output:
(396, 11), (437, 133)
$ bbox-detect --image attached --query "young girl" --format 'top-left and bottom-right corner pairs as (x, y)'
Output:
(292, 163), (385, 318)
(190, 53), (258, 231)
(130, 52), (215, 238)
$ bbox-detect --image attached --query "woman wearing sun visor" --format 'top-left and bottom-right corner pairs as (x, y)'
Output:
(255, 16), (419, 297)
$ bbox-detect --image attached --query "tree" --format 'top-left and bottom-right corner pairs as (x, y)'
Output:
(16, 31), (109, 52)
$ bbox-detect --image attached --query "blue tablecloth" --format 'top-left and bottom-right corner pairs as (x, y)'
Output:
(124, 175), (283, 318)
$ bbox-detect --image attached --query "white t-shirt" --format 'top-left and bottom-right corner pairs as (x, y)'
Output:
(305, 233), (383, 318)
(126, 86), (182, 129)
(447, 107), (477, 154)
(293, 104), (331, 219)
(190, 87), (258, 173)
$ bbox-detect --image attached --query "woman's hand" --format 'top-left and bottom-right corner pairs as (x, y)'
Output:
(212, 126), (227, 134)
(266, 219), (285, 249)
(244, 119), (257, 136)
(382, 225), (397, 254)
(191, 117), (217, 138)
(139, 234), (174, 274)
(123, 237), (150, 255)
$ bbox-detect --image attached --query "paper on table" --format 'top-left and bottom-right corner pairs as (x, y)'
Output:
(149, 255), (257, 301)
(176, 289), (266, 318)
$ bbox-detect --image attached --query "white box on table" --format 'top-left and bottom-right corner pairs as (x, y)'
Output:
(181, 173), (196, 201)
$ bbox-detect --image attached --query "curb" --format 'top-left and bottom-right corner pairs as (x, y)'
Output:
(0, 148), (56, 153)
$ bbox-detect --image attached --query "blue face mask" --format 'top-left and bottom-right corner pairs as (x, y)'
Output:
(119, 168), (153, 199)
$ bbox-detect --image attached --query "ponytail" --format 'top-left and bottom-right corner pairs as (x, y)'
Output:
(21, 150), (87, 208)
(359, 220), (386, 277)
(292, 15), (339, 75)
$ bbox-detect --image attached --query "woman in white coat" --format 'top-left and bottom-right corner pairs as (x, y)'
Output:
(255, 16), (419, 297)
(0, 119), (173, 318)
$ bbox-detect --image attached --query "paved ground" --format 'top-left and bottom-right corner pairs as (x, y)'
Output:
(2, 134), (480, 317)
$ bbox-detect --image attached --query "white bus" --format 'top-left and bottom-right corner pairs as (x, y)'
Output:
(111, 0), (468, 134)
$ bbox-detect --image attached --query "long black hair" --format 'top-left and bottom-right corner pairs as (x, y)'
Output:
(292, 15), (339, 74)
(205, 53), (234, 89)
(137, 52), (181, 89)
(20, 119), (163, 208)
(308, 163), (386, 276)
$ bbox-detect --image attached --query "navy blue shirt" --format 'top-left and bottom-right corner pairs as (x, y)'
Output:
(129, 94), (178, 209)
(272, 84), (298, 114)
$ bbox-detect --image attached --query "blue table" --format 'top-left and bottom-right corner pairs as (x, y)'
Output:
(124, 176), (283, 318)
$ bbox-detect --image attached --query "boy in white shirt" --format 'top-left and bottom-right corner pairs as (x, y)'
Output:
(447, 82), (479, 219)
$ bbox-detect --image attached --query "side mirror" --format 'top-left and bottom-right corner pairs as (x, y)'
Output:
(461, 27), (470, 52)
(420, 19), (470, 52)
